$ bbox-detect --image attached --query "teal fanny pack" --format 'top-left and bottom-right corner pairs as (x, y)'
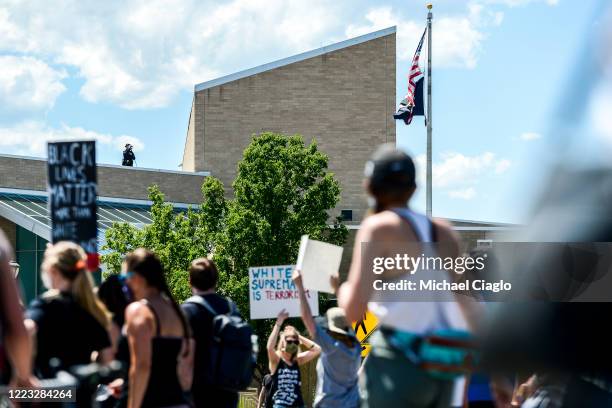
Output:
(384, 328), (479, 380)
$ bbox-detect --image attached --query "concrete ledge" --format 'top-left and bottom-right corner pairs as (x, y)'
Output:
(0, 155), (209, 204)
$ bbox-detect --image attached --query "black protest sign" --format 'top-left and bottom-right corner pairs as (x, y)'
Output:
(47, 141), (98, 257)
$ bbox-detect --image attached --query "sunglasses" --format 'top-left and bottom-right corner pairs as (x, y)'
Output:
(285, 339), (299, 345)
(121, 271), (135, 279)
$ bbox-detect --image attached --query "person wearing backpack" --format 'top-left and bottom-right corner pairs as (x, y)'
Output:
(181, 257), (254, 408)
(337, 144), (479, 408)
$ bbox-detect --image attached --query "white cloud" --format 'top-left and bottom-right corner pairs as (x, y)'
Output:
(495, 159), (511, 173)
(346, 7), (484, 69)
(0, 121), (144, 157)
(477, 0), (559, 6)
(431, 151), (498, 188)
(520, 131), (542, 141)
(448, 187), (476, 200)
(0, 56), (66, 114)
(415, 151), (510, 200)
(0, 0), (558, 110)
(0, 0), (343, 109)
(590, 84), (612, 145)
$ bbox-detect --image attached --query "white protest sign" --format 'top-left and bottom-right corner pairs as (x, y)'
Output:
(296, 235), (343, 294)
(249, 264), (319, 320)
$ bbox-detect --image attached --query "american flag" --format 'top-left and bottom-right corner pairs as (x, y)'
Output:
(406, 27), (427, 109)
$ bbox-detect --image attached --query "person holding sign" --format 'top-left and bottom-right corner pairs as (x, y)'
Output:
(266, 310), (321, 408)
(292, 270), (361, 408)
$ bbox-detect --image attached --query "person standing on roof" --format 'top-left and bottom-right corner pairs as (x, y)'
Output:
(122, 144), (136, 167)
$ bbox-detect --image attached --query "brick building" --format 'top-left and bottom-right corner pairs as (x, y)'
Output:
(182, 26), (397, 224)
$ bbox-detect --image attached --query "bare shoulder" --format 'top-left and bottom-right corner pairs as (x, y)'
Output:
(432, 218), (461, 258)
(432, 218), (459, 242)
(360, 211), (404, 240)
(125, 302), (153, 333)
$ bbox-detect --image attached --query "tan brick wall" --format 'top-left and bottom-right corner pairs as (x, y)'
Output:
(0, 155), (207, 204)
(192, 33), (396, 223)
(0, 216), (16, 253)
(181, 98), (196, 172)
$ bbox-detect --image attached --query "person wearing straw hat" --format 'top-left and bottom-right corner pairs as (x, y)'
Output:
(292, 270), (361, 408)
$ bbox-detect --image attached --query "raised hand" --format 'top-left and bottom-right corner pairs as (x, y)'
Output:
(292, 269), (303, 287)
(276, 308), (289, 325)
(330, 275), (340, 294)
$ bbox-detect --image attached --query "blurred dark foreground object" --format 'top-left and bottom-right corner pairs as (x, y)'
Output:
(481, 168), (612, 405)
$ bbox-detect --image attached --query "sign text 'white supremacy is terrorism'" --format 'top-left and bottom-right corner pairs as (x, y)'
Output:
(248, 265), (319, 319)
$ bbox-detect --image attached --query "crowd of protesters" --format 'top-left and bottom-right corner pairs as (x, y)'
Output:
(2, 144), (611, 407)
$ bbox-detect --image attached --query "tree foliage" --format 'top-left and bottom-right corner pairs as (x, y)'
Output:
(101, 132), (348, 378)
(102, 177), (227, 301)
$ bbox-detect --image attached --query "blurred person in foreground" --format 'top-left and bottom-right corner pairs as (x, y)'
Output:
(122, 249), (194, 408)
(337, 144), (478, 408)
(292, 269), (361, 408)
(26, 242), (113, 378)
(267, 310), (321, 408)
(480, 5), (612, 405)
(0, 229), (36, 388)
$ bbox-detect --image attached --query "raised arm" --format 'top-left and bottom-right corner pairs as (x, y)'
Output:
(338, 219), (383, 323)
(267, 309), (288, 372)
(291, 270), (316, 338)
(296, 334), (321, 365)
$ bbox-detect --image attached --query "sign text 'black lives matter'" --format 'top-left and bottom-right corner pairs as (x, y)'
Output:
(47, 141), (98, 254)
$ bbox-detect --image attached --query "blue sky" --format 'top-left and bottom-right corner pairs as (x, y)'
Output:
(0, 0), (606, 223)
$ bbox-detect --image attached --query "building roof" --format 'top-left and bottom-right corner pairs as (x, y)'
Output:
(194, 26), (397, 92)
(0, 153), (210, 177)
(0, 188), (192, 244)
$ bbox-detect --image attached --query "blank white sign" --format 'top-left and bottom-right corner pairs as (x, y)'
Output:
(296, 235), (343, 294)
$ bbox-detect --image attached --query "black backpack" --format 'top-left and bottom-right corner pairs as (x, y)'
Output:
(185, 296), (256, 392)
(260, 373), (276, 408)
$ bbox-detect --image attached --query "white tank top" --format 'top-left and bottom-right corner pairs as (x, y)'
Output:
(368, 208), (469, 334)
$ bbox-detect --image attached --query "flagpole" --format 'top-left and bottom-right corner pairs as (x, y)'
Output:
(426, 3), (433, 217)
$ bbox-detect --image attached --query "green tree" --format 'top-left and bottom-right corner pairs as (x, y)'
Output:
(213, 133), (348, 379)
(101, 132), (348, 380)
(102, 177), (227, 301)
